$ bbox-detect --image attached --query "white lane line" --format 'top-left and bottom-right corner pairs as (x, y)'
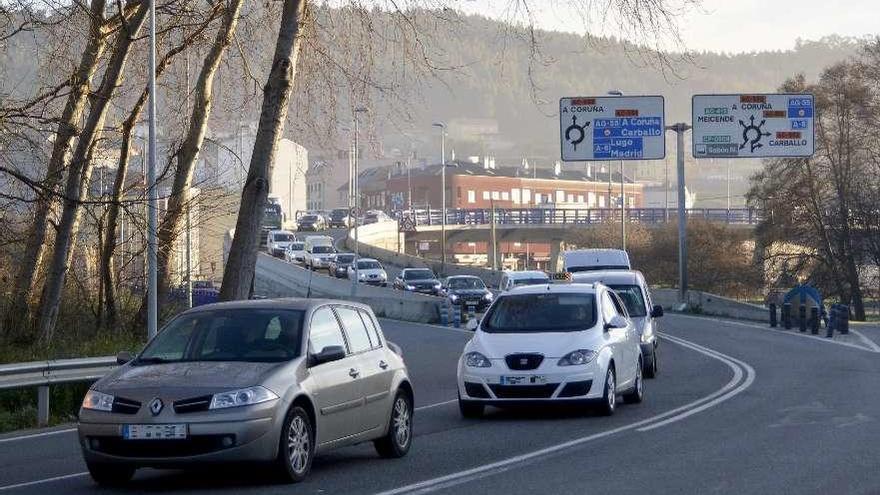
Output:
(850, 329), (880, 353)
(670, 313), (879, 353)
(0, 398), (460, 492)
(0, 427), (77, 445)
(0, 472), (88, 492)
(375, 333), (753, 495)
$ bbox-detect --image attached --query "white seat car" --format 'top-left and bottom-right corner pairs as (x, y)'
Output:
(284, 241), (306, 264)
(457, 283), (643, 417)
(497, 270), (550, 292)
(571, 270), (663, 378)
(348, 258), (388, 286)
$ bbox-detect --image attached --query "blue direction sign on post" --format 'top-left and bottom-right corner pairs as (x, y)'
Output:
(559, 96), (665, 161)
(692, 93), (815, 158)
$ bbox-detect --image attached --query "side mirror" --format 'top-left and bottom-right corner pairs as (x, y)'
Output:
(116, 351), (133, 365)
(604, 315), (627, 331)
(465, 317), (479, 331)
(650, 305), (664, 318)
(310, 345), (346, 366)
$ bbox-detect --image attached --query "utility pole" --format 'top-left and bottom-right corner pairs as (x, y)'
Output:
(490, 199), (498, 270)
(666, 122), (691, 303)
(351, 107), (367, 294)
(406, 151), (413, 209)
(433, 122), (447, 274)
(146, 0), (158, 340)
(607, 90), (625, 250)
(185, 192), (193, 308)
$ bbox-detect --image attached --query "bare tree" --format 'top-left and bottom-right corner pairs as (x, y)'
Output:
(36, 0), (151, 342)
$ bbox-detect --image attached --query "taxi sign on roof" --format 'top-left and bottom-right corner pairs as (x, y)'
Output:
(559, 96), (665, 162)
(692, 94), (815, 159)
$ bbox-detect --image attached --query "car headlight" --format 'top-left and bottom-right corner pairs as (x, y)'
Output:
(465, 351), (492, 368)
(359, 272), (367, 279)
(558, 349), (597, 366)
(406, 284), (415, 290)
(449, 294), (459, 302)
(209, 386), (278, 410)
(483, 292), (493, 301)
(641, 330), (652, 343)
(433, 283), (441, 289)
(82, 390), (114, 412)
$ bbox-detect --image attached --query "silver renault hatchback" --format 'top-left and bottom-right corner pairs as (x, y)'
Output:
(78, 298), (414, 485)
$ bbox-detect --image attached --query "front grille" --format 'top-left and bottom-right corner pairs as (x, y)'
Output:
(173, 395), (212, 414)
(111, 397), (141, 415)
(464, 382), (490, 398)
(559, 380), (592, 397)
(505, 353), (544, 371)
(89, 435), (234, 458)
(489, 384), (559, 399)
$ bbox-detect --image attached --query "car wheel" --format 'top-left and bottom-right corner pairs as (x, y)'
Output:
(458, 393), (484, 418)
(86, 461), (135, 486)
(623, 359), (644, 404)
(597, 366), (616, 416)
(276, 405), (314, 483)
(374, 390), (413, 458)
(645, 348), (658, 378)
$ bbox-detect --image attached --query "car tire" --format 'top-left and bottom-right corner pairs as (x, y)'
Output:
(458, 393), (484, 418)
(275, 405), (315, 483)
(645, 348), (658, 378)
(597, 365), (616, 416)
(623, 359), (644, 404)
(86, 461), (135, 486)
(374, 390), (413, 458)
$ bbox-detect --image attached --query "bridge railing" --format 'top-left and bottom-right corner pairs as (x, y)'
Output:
(395, 207), (762, 227)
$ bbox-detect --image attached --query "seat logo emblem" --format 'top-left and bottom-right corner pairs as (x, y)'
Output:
(520, 358), (529, 366)
(149, 398), (164, 416)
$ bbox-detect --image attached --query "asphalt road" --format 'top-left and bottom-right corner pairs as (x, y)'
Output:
(0, 314), (878, 494)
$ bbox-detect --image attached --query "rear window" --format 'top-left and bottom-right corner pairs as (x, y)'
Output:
(482, 293), (596, 333)
(513, 277), (549, 286)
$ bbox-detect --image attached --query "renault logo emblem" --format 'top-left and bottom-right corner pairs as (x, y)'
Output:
(149, 398), (164, 416)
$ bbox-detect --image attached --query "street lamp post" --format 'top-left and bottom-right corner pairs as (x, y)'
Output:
(146, 0), (158, 339)
(432, 122), (446, 274)
(351, 107), (368, 295)
(607, 90), (625, 250)
(666, 122), (692, 303)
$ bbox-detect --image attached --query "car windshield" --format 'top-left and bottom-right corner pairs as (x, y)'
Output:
(358, 260), (381, 269)
(289, 242), (304, 250)
(136, 308), (305, 363)
(331, 209), (348, 218)
(482, 293), (596, 333)
(513, 277), (549, 286)
(273, 233), (295, 242)
(448, 277), (485, 289)
(608, 284), (647, 317)
(312, 245), (333, 254)
(404, 269), (435, 280)
(300, 215), (317, 222)
(335, 254), (355, 263)
(567, 264), (628, 273)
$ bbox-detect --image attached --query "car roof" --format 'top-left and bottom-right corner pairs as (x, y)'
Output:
(506, 282), (599, 295)
(403, 267), (432, 271)
(570, 270), (644, 286)
(185, 297), (371, 314)
(448, 275), (480, 279)
(358, 258), (380, 263)
(505, 270), (549, 279)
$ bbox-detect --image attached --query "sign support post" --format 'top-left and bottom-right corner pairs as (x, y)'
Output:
(666, 122), (691, 303)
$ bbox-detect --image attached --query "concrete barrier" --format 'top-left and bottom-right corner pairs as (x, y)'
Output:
(254, 254), (443, 323)
(348, 222), (504, 287)
(652, 288), (767, 322)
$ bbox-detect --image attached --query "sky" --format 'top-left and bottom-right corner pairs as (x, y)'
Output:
(452, 0), (879, 54)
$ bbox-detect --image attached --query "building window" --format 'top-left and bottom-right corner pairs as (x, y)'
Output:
(522, 189), (531, 204)
(457, 187), (462, 199)
(491, 191), (500, 200)
(501, 191), (509, 201)
(511, 189), (520, 204)
(577, 194), (584, 203)
(482, 191), (490, 200)
(535, 193), (542, 204)
(556, 191), (565, 203)
(567, 194), (574, 203)
(468, 190), (476, 204)
(599, 195), (605, 208)
(588, 192), (596, 207)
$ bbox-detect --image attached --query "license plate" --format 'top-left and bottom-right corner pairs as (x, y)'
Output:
(123, 424), (187, 440)
(500, 375), (547, 385)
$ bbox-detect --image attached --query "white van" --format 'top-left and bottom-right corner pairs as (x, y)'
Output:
(498, 270), (550, 292)
(563, 249), (631, 273)
(266, 230), (297, 258)
(303, 235), (335, 271)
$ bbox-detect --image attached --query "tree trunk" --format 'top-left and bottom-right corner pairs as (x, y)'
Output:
(154, 0), (244, 309)
(36, 1), (150, 343)
(2, 0), (108, 343)
(220, 0), (307, 301)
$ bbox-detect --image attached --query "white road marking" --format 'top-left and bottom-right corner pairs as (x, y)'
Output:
(375, 333), (754, 495)
(0, 473), (88, 492)
(0, 427), (77, 445)
(850, 328), (880, 353)
(0, 398), (460, 492)
(671, 313), (880, 353)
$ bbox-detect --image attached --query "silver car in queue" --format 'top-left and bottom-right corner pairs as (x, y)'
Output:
(78, 298), (414, 485)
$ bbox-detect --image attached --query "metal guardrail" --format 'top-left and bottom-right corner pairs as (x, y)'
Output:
(0, 356), (117, 427)
(395, 207), (763, 226)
